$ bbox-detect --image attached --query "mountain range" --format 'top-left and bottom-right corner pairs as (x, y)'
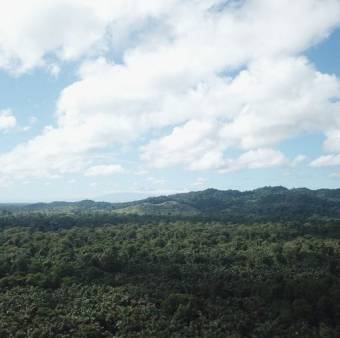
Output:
(4, 186), (340, 222)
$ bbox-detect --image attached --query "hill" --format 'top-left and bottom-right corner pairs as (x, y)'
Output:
(6, 186), (340, 222)
(0, 187), (339, 336)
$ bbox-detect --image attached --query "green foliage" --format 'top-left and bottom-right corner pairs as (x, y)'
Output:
(0, 220), (339, 337)
(4, 186), (340, 222)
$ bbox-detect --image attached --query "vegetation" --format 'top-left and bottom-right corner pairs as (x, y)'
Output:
(5, 186), (340, 222)
(0, 187), (339, 337)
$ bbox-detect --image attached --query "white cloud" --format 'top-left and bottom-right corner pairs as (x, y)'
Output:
(48, 64), (61, 77)
(85, 164), (124, 176)
(220, 149), (287, 172)
(0, 110), (17, 131)
(0, 0), (177, 74)
(0, 0), (340, 179)
(311, 154), (340, 167)
(291, 155), (307, 167)
(141, 57), (340, 170)
(324, 130), (340, 153)
(141, 120), (222, 170)
(0, 126), (93, 179)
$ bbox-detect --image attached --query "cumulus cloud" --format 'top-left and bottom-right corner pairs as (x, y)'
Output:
(141, 56), (340, 170)
(85, 164), (124, 176)
(0, 0), (340, 179)
(0, 0), (177, 73)
(141, 120), (222, 170)
(0, 110), (17, 131)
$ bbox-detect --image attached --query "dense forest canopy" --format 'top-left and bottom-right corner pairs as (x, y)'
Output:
(0, 187), (339, 337)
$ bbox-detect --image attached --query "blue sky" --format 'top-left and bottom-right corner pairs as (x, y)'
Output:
(0, 0), (340, 202)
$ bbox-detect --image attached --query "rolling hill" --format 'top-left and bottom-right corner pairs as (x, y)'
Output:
(3, 186), (340, 222)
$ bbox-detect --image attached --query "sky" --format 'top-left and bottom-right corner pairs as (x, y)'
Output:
(1, 0), (340, 202)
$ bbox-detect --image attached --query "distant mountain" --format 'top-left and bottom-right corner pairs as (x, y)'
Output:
(126, 186), (340, 221)
(3, 186), (340, 221)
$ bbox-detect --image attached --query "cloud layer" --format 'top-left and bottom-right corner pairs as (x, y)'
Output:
(0, 0), (340, 180)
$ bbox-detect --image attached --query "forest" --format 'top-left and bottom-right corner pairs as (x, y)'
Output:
(0, 188), (339, 337)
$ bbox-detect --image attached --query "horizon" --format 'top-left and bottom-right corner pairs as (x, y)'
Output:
(1, 1), (340, 201)
(3, 184), (340, 204)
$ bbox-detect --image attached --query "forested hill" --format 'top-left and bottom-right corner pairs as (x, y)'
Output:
(4, 186), (340, 222)
(0, 187), (340, 336)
